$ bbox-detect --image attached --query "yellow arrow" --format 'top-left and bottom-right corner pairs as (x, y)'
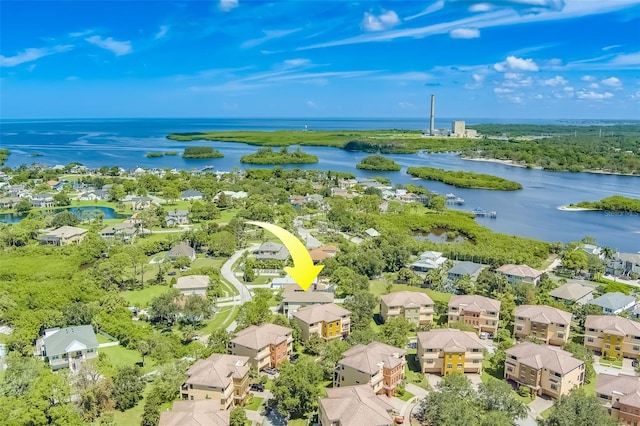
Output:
(246, 221), (324, 291)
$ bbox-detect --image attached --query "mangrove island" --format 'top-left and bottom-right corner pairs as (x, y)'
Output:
(356, 155), (401, 171)
(182, 146), (224, 159)
(407, 166), (523, 190)
(240, 147), (318, 164)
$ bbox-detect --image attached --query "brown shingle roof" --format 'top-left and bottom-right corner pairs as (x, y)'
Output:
(338, 342), (406, 375)
(585, 315), (640, 336)
(506, 342), (583, 374)
(449, 295), (500, 312)
(596, 373), (640, 408)
(292, 303), (350, 325)
(417, 328), (484, 351)
(230, 323), (292, 351)
(380, 291), (434, 308)
(515, 305), (572, 325)
(158, 400), (229, 426)
(174, 275), (210, 290)
(185, 354), (249, 388)
(496, 264), (542, 278)
(320, 385), (394, 426)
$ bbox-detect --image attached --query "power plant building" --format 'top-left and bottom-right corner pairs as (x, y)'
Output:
(451, 121), (477, 138)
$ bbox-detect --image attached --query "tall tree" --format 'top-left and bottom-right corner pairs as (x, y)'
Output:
(272, 358), (323, 419)
(538, 389), (618, 426)
(343, 290), (377, 331)
(112, 366), (145, 411)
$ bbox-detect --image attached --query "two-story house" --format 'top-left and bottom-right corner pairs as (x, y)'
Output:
(254, 242), (290, 261)
(379, 291), (434, 326)
(588, 292), (637, 315)
(448, 295), (501, 335)
(549, 283), (595, 305)
(447, 261), (484, 281)
(334, 342), (406, 396)
(100, 222), (139, 243)
(514, 305), (572, 346)
(584, 315), (640, 359)
(318, 385), (395, 426)
(37, 325), (99, 371)
(292, 303), (351, 341)
(505, 342), (585, 399)
(608, 252), (640, 277)
(229, 323), (293, 371)
(417, 328), (485, 376)
(165, 210), (190, 227)
(166, 242), (196, 261)
(280, 291), (334, 319)
(173, 275), (210, 297)
(39, 226), (88, 246)
(496, 264), (542, 285)
(409, 251), (447, 272)
(596, 373), (640, 425)
(160, 400), (229, 426)
(180, 354), (250, 410)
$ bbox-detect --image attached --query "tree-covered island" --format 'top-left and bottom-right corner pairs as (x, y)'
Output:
(182, 146), (224, 159)
(356, 155), (401, 171)
(568, 195), (640, 213)
(240, 147), (318, 164)
(407, 166), (523, 190)
(0, 149), (10, 165)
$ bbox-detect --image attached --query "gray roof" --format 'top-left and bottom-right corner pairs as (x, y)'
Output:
(549, 283), (594, 301)
(447, 261), (483, 276)
(589, 292), (636, 311)
(166, 242), (195, 258)
(43, 325), (98, 357)
(180, 189), (203, 198)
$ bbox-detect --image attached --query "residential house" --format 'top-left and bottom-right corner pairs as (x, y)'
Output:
(289, 195), (306, 209)
(379, 291), (434, 326)
(174, 275), (210, 297)
(293, 303), (351, 341)
(364, 228), (380, 238)
(213, 190), (248, 201)
(447, 261), (484, 281)
(0, 197), (21, 209)
(130, 196), (152, 211)
(38, 325), (99, 371)
(281, 291), (335, 319)
(270, 275), (302, 290)
(165, 210), (189, 226)
(180, 354), (250, 409)
(100, 222), (138, 243)
(319, 385), (394, 426)
(596, 373), (640, 425)
(448, 295), (501, 335)
(584, 315), (640, 359)
(78, 190), (108, 201)
(399, 192), (429, 205)
(589, 292), (637, 315)
(229, 323), (293, 371)
(514, 305), (572, 346)
(505, 342), (585, 399)
(40, 226), (88, 246)
(608, 253), (640, 277)
(549, 283), (595, 305)
(309, 245), (339, 263)
(417, 328), (485, 376)
(330, 188), (356, 199)
(254, 242), (290, 261)
(30, 193), (55, 208)
(409, 251), (448, 272)
(581, 244), (604, 259)
(166, 242), (196, 261)
(496, 264), (543, 285)
(180, 189), (204, 201)
(334, 342), (406, 396)
(159, 400), (229, 426)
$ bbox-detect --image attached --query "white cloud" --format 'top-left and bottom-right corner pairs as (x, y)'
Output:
(449, 27), (480, 39)
(472, 73), (484, 82)
(503, 76), (533, 88)
(241, 29), (301, 49)
(504, 72), (521, 80)
(377, 72), (431, 81)
(85, 36), (132, 56)
(0, 45), (73, 67)
(581, 75), (595, 81)
(27, 64), (36, 72)
(219, 0), (238, 12)
(405, 1), (444, 20)
(542, 75), (567, 86)
(602, 44), (621, 51)
(563, 86), (574, 91)
(494, 87), (514, 94)
(154, 25), (170, 40)
(306, 100), (318, 109)
(611, 51), (640, 66)
(469, 3), (493, 12)
(588, 83), (600, 89)
(397, 102), (414, 109)
(494, 56), (539, 72)
(533, 94), (544, 99)
(69, 30), (93, 38)
(362, 10), (400, 32)
(576, 90), (613, 100)
(283, 58), (311, 68)
(601, 77), (622, 88)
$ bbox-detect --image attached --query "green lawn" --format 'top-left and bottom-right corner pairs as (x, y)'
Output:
(191, 256), (226, 270)
(599, 358), (623, 368)
(245, 396), (263, 411)
(121, 285), (171, 307)
(288, 419), (307, 426)
(397, 389), (415, 401)
(405, 350), (429, 390)
(96, 334), (113, 344)
(200, 305), (239, 334)
(99, 344), (156, 373)
(369, 280), (452, 304)
(98, 384), (172, 426)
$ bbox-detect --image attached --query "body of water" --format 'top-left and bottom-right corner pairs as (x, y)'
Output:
(0, 206), (123, 224)
(1, 118), (638, 252)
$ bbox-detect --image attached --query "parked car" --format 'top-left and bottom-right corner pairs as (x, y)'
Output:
(250, 383), (265, 392)
(168, 271), (176, 276)
(290, 354), (299, 362)
(480, 332), (488, 339)
(263, 367), (278, 375)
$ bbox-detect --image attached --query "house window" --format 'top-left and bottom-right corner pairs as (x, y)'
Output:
(457, 364), (462, 370)
(587, 338), (594, 343)
(558, 333), (564, 338)
(447, 364), (453, 369)
(426, 359), (434, 364)
(633, 346), (640, 351)
(473, 359), (480, 364)
(507, 366), (513, 372)
(550, 383), (558, 391)
(516, 326), (523, 331)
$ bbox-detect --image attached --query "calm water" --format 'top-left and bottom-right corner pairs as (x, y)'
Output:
(1, 118), (638, 252)
(0, 206), (123, 224)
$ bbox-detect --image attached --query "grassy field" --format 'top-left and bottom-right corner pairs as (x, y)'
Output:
(122, 285), (172, 307)
(200, 305), (239, 334)
(99, 384), (172, 426)
(99, 344), (156, 373)
(397, 389), (415, 401)
(369, 280), (452, 304)
(245, 396), (263, 411)
(404, 349), (429, 390)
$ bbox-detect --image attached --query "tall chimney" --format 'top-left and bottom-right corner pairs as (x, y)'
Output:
(430, 94), (435, 136)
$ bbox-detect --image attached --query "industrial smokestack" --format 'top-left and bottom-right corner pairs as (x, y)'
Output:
(430, 94), (435, 136)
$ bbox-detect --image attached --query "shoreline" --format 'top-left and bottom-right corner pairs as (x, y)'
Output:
(460, 156), (637, 177)
(558, 205), (598, 212)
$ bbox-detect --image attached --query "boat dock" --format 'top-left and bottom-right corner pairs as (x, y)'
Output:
(471, 208), (497, 218)
(446, 193), (465, 205)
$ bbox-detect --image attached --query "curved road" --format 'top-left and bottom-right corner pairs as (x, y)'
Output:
(221, 244), (258, 331)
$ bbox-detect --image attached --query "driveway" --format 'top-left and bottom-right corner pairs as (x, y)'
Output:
(593, 355), (636, 376)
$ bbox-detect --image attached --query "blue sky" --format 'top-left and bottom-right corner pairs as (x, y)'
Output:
(1, 0), (639, 119)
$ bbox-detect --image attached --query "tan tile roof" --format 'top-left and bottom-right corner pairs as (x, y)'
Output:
(449, 295), (500, 312)
(549, 283), (594, 301)
(309, 245), (339, 262)
(338, 342), (406, 375)
(293, 303), (350, 325)
(282, 291), (334, 304)
(585, 315), (640, 336)
(596, 373), (640, 408)
(231, 323), (292, 351)
(496, 264), (542, 278)
(506, 342), (583, 374)
(185, 354), (249, 388)
(174, 275), (210, 290)
(380, 291), (434, 308)
(45, 225), (88, 238)
(417, 328), (484, 352)
(515, 305), (572, 325)
(320, 385), (394, 426)
(158, 400), (229, 426)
